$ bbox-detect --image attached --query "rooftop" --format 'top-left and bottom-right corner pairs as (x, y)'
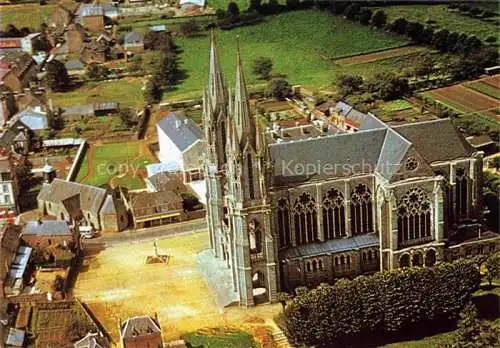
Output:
(23, 220), (72, 236)
(157, 113), (203, 152)
(121, 316), (161, 339)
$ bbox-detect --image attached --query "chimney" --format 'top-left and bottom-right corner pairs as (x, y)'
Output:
(175, 119), (182, 129)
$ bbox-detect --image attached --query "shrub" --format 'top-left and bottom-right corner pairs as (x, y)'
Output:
(283, 259), (480, 346)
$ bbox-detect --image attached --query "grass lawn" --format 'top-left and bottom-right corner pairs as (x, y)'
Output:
(184, 328), (257, 348)
(465, 81), (500, 100)
(379, 5), (498, 41)
(49, 77), (145, 110)
(1, 4), (57, 30)
(379, 99), (413, 113)
(168, 10), (408, 100)
(75, 142), (152, 189)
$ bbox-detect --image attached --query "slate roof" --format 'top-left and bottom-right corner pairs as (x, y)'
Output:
(37, 179), (107, 214)
(279, 233), (379, 260)
(148, 171), (184, 192)
(100, 194), (124, 215)
(334, 101), (352, 116)
(23, 220), (72, 236)
(465, 134), (494, 148)
(74, 332), (103, 348)
(124, 31), (143, 44)
(9, 246), (31, 279)
(157, 113), (203, 152)
(79, 4), (104, 17)
(121, 316), (161, 339)
(65, 59), (85, 71)
(61, 104), (95, 118)
(129, 190), (182, 209)
(150, 25), (166, 32)
(375, 128), (411, 180)
(392, 119), (474, 163)
(360, 112), (388, 131)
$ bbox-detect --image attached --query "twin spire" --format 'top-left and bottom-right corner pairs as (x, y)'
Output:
(207, 31), (255, 152)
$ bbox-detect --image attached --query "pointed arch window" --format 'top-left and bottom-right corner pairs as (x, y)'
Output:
(293, 193), (318, 245)
(322, 189), (346, 240)
(455, 168), (469, 219)
(350, 184), (373, 235)
(277, 198), (291, 248)
(397, 188), (432, 246)
(247, 155), (255, 200)
(248, 220), (262, 254)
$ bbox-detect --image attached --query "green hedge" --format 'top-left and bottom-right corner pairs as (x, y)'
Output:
(283, 259), (480, 346)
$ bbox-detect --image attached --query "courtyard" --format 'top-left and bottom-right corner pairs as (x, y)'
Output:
(73, 232), (281, 343)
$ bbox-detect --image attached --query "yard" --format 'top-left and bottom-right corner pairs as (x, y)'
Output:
(75, 141), (155, 189)
(168, 10), (409, 100)
(74, 232), (281, 343)
(1, 3), (57, 30)
(378, 4), (499, 41)
(49, 77), (146, 110)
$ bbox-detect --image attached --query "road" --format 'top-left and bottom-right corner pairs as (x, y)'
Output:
(83, 218), (207, 248)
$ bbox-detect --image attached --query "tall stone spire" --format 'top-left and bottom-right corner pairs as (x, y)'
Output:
(233, 37), (255, 151)
(208, 30), (226, 112)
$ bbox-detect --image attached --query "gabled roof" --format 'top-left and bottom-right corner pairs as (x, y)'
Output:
(392, 119), (474, 163)
(74, 332), (103, 348)
(65, 59), (85, 71)
(37, 179), (107, 214)
(23, 220), (72, 236)
(157, 113), (203, 152)
(120, 316), (161, 339)
(124, 31), (143, 43)
(334, 101), (352, 116)
(14, 107), (48, 130)
(129, 190), (182, 209)
(148, 171), (184, 193)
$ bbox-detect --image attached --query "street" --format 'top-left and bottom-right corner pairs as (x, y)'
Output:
(83, 218), (207, 248)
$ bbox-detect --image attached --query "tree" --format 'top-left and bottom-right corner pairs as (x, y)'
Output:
(32, 35), (51, 52)
(406, 22), (424, 42)
(390, 17), (408, 35)
(268, 78), (291, 100)
(252, 56), (273, 80)
(276, 292), (292, 312)
(420, 26), (434, 44)
(86, 63), (109, 79)
(336, 74), (363, 98)
(44, 59), (70, 92)
(119, 108), (135, 127)
(144, 77), (162, 105)
(329, 1), (348, 15)
(158, 51), (179, 85)
(286, 0), (299, 10)
(4, 24), (20, 37)
(365, 72), (408, 100)
(227, 1), (240, 18)
(413, 52), (435, 80)
(15, 161), (33, 191)
(485, 252), (500, 287)
(359, 8), (372, 25)
(432, 29), (450, 52)
(445, 32), (459, 53)
(248, 0), (261, 11)
(343, 3), (360, 20)
(453, 302), (481, 348)
(179, 20), (200, 37)
(371, 10), (387, 29)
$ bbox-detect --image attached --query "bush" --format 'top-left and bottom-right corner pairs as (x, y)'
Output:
(283, 259), (480, 346)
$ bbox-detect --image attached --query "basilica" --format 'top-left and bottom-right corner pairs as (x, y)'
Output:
(202, 33), (500, 306)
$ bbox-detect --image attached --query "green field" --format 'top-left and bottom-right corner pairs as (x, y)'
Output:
(168, 10), (408, 100)
(184, 329), (257, 348)
(1, 4), (57, 30)
(76, 142), (151, 189)
(49, 78), (145, 109)
(379, 5), (498, 41)
(466, 81), (500, 99)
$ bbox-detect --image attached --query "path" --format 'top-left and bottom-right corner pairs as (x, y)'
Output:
(75, 143), (97, 183)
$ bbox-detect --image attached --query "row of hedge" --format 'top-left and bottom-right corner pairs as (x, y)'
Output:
(283, 259), (480, 346)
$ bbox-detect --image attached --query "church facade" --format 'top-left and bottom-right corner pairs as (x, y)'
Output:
(203, 33), (500, 306)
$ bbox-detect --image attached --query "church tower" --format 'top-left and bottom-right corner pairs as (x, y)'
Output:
(204, 31), (229, 260)
(224, 40), (278, 306)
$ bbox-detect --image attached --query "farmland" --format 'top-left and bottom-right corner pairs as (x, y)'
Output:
(378, 4), (499, 41)
(169, 10), (409, 99)
(1, 3), (57, 30)
(334, 46), (427, 66)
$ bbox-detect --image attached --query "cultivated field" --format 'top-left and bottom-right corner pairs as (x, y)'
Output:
(423, 84), (499, 113)
(1, 3), (57, 30)
(76, 141), (154, 189)
(379, 4), (499, 41)
(74, 232), (281, 343)
(170, 10), (409, 99)
(334, 46), (427, 66)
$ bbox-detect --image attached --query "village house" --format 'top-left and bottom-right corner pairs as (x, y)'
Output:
(0, 85), (17, 127)
(74, 332), (104, 348)
(66, 23), (87, 54)
(81, 40), (109, 64)
(123, 31), (144, 53)
(64, 59), (86, 76)
(0, 224), (22, 298)
(20, 33), (42, 55)
(0, 150), (19, 214)
(0, 38), (22, 53)
(120, 315), (163, 348)
(157, 113), (204, 183)
(0, 53), (38, 92)
(37, 179), (129, 233)
(78, 4), (105, 32)
(123, 189), (183, 229)
(21, 220), (75, 250)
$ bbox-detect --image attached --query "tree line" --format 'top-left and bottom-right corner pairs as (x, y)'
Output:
(281, 258), (484, 346)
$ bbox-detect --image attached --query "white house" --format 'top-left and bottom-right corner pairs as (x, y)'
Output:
(156, 113), (204, 183)
(20, 33), (41, 55)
